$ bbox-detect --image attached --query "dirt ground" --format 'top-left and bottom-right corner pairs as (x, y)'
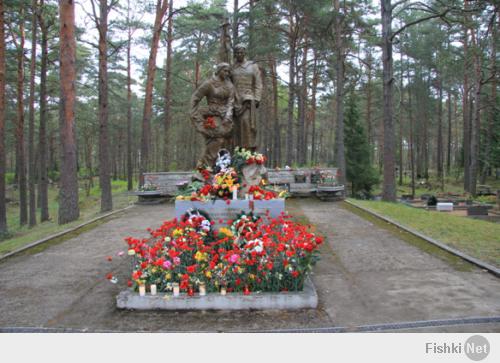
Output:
(0, 199), (498, 332)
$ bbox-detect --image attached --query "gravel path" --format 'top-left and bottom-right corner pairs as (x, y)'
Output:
(0, 199), (498, 332)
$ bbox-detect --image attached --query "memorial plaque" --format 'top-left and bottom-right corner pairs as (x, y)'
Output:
(175, 199), (285, 229)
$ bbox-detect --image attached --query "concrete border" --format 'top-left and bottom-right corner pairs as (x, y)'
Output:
(0, 205), (134, 262)
(116, 276), (318, 310)
(344, 200), (500, 277)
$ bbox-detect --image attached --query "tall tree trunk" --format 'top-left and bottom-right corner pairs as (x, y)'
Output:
(407, 61), (415, 199)
(310, 52), (318, 165)
(140, 0), (169, 185)
(481, 10), (497, 184)
(437, 76), (443, 189)
(381, 0), (396, 201)
(469, 27), (482, 197)
(334, 0), (346, 185)
(16, 5), (28, 225)
(297, 32), (307, 165)
(269, 57), (280, 168)
(126, 0), (133, 190)
(38, 0), (49, 222)
(462, 25), (471, 192)
(286, 14), (296, 167)
(163, 0), (174, 171)
(95, 0), (112, 212)
(232, 0), (239, 46)
(366, 52), (373, 162)
(58, 0), (79, 224)
(0, 0), (7, 234)
(28, 0), (37, 227)
(446, 90), (452, 174)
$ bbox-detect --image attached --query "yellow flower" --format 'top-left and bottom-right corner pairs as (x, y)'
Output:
(173, 228), (183, 237)
(195, 251), (208, 262)
(219, 227), (233, 238)
(165, 273), (171, 280)
(205, 271), (212, 279)
(249, 274), (255, 280)
(226, 178), (234, 188)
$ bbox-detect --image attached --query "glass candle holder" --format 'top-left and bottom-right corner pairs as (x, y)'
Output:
(199, 283), (206, 296)
(173, 283), (180, 297)
(150, 284), (157, 296)
(220, 287), (227, 296)
(139, 284), (146, 297)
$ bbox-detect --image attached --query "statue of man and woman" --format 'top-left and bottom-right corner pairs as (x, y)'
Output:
(190, 44), (262, 170)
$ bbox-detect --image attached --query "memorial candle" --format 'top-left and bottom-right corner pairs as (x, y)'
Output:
(173, 283), (180, 297)
(139, 284), (146, 297)
(199, 282), (206, 296)
(220, 287), (227, 296)
(150, 284), (157, 296)
(232, 186), (238, 200)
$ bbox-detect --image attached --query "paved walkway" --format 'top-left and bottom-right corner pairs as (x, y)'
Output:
(0, 200), (498, 332)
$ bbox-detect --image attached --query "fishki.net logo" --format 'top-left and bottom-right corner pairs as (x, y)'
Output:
(425, 335), (490, 361)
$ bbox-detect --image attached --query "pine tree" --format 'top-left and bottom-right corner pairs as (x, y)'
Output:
(344, 94), (378, 198)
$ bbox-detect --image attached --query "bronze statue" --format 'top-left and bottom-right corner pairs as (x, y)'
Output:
(231, 44), (263, 151)
(190, 63), (235, 169)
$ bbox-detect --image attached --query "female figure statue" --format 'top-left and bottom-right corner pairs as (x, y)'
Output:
(190, 63), (235, 170)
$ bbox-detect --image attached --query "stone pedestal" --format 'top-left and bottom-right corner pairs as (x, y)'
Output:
(116, 277), (318, 310)
(175, 199), (285, 228)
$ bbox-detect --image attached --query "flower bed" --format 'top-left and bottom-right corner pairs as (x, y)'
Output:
(123, 211), (322, 295)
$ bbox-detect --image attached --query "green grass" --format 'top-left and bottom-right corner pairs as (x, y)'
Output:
(0, 179), (136, 256)
(348, 199), (500, 268)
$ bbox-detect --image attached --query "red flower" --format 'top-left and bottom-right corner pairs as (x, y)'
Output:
(127, 280), (133, 287)
(187, 264), (197, 274)
(225, 199), (231, 205)
(243, 286), (251, 295)
(106, 256), (113, 262)
(106, 273), (113, 280)
(291, 271), (299, 278)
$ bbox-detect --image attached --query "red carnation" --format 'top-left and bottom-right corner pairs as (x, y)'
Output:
(106, 273), (113, 280)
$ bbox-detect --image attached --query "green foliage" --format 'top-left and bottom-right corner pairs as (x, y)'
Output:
(349, 199), (500, 267)
(344, 94), (378, 198)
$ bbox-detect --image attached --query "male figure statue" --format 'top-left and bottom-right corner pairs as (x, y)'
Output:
(231, 44), (262, 151)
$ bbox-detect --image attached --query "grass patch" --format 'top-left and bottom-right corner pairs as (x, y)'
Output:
(0, 179), (136, 257)
(347, 199), (500, 268)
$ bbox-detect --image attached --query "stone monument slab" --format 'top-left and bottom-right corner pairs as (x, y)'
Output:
(175, 199), (285, 228)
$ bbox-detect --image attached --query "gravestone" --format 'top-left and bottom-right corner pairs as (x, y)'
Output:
(467, 206), (489, 216)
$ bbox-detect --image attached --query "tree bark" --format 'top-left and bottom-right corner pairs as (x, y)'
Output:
(0, 0), (7, 234)
(297, 32), (308, 166)
(286, 14), (296, 167)
(38, 0), (49, 222)
(446, 90), (452, 174)
(469, 26), (482, 197)
(462, 22), (471, 192)
(15, 4), (28, 225)
(232, 0), (239, 47)
(126, 0), (133, 190)
(437, 76), (443, 189)
(310, 51), (318, 165)
(140, 0), (169, 185)
(334, 0), (346, 185)
(28, 0), (37, 226)
(94, 0), (112, 212)
(58, 0), (79, 224)
(381, 0), (396, 201)
(269, 57), (280, 168)
(163, 0), (174, 171)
